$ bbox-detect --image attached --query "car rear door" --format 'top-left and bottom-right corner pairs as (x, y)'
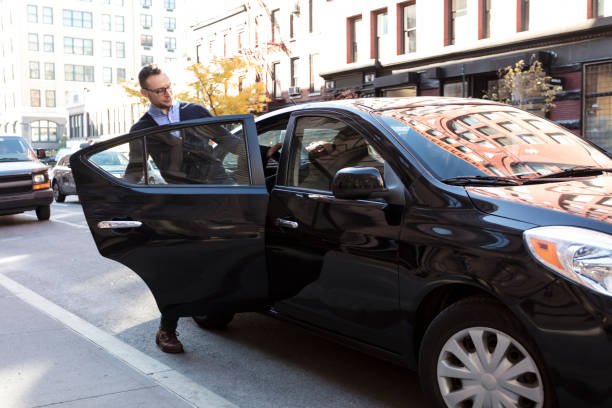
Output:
(70, 115), (270, 318)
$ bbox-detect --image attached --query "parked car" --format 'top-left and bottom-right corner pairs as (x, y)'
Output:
(70, 97), (612, 408)
(0, 135), (52, 220)
(52, 150), (164, 202)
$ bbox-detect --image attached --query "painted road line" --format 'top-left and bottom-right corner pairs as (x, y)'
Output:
(22, 213), (88, 229)
(0, 273), (239, 408)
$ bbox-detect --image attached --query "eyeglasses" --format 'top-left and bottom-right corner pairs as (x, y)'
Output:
(144, 86), (172, 95)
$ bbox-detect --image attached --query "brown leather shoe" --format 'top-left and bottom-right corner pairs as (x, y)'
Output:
(155, 329), (184, 354)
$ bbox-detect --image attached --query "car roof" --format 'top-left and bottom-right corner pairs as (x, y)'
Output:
(257, 96), (505, 120)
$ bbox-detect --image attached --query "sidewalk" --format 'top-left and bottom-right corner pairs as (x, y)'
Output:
(0, 275), (236, 408)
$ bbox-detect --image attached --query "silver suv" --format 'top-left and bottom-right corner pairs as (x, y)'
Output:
(0, 135), (53, 220)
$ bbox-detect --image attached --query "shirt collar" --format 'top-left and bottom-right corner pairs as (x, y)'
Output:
(147, 101), (180, 124)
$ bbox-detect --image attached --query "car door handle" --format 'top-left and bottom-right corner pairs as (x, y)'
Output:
(97, 220), (142, 229)
(274, 218), (298, 229)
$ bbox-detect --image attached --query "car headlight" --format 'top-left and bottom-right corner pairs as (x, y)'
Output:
(524, 226), (612, 297)
(32, 172), (50, 190)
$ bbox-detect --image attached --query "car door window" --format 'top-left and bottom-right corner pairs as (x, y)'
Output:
(89, 120), (250, 185)
(287, 116), (385, 191)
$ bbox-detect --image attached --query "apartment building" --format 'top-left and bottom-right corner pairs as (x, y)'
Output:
(0, 0), (188, 150)
(189, 0), (327, 110)
(319, 0), (612, 152)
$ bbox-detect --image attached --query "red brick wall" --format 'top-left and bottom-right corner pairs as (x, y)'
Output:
(557, 71), (582, 90)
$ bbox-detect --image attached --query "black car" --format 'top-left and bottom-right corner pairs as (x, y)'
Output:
(71, 98), (612, 408)
(0, 135), (52, 220)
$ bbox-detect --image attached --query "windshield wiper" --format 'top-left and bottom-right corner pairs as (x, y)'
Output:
(532, 166), (612, 179)
(442, 175), (522, 186)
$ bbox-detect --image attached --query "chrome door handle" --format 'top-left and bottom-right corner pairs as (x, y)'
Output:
(274, 218), (298, 229)
(97, 220), (142, 229)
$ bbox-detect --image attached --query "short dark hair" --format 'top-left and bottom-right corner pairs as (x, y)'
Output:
(138, 64), (163, 88)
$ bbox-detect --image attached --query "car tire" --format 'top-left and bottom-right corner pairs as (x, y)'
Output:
(36, 205), (51, 221)
(193, 313), (235, 330)
(418, 297), (555, 408)
(52, 181), (66, 203)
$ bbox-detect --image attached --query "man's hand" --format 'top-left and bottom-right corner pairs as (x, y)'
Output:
(266, 143), (283, 159)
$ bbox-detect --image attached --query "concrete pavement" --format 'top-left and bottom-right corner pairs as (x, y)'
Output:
(0, 274), (236, 408)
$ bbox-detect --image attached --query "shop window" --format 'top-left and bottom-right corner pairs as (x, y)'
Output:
(584, 61), (612, 152)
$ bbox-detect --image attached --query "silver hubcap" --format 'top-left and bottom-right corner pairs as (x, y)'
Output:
(437, 327), (544, 408)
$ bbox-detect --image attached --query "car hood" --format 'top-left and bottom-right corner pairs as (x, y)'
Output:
(465, 175), (612, 230)
(0, 160), (47, 175)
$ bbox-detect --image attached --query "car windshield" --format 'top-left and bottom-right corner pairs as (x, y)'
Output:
(90, 151), (129, 167)
(374, 104), (612, 181)
(0, 137), (35, 162)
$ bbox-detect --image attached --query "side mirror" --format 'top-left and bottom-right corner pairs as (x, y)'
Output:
(36, 148), (47, 159)
(331, 167), (385, 199)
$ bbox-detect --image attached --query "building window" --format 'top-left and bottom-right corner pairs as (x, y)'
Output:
(45, 90), (56, 107)
(271, 9), (280, 42)
(448, 0), (468, 45)
(347, 15), (362, 63)
(44, 62), (55, 80)
(102, 14), (111, 30)
(43, 35), (54, 52)
(398, 2), (416, 54)
(584, 61), (612, 153)
(103, 67), (112, 84)
(479, 0), (491, 39)
(164, 17), (175, 31)
(309, 0), (313, 33)
(272, 62), (281, 99)
(42, 7), (53, 24)
(116, 42), (125, 58)
(117, 68), (126, 82)
(594, 0), (612, 16)
(164, 0), (175, 11)
(27, 5), (38, 23)
(102, 40), (112, 57)
(165, 37), (176, 51)
(371, 9), (388, 60)
(290, 57), (299, 87)
(141, 34), (153, 48)
(141, 14), (152, 29)
(64, 37), (94, 55)
(290, 13), (295, 39)
(64, 64), (95, 82)
(31, 120), (58, 142)
(30, 89), (41, 107)
(115, 15), (125, 32)
(141, 55), (154, 65)
(63, 9), (93, 28)
(28, 33), (39, 51)
(309, 53), (322, 94)
(141, 0), (151, 8)
(518, 0), (529, 31)
(29, 61), (40, 79)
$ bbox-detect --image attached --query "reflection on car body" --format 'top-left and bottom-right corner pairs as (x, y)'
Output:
(70, 98), (612, 408)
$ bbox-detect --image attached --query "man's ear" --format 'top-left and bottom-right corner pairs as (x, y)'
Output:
(140, 89), (147, 98)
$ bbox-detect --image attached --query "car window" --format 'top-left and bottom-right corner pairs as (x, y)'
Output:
(286, 116), (385, 191)
(0, 137), (32, 162)
(87, 120), (250, 186)
(375, 105), (612, 180)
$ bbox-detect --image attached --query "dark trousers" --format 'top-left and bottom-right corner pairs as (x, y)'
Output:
(160, 313), (179, 331)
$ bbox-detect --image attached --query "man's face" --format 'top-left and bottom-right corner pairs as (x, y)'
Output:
(141, 73), (173, 110)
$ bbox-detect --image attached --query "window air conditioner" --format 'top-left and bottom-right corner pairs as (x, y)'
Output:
(288, 86), (301, 96)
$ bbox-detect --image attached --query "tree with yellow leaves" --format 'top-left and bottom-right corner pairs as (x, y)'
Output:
(181, 57), (269, 115)
(483, 58), (561, 114)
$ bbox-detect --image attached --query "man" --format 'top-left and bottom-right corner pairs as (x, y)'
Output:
(130, 64), (280, 353)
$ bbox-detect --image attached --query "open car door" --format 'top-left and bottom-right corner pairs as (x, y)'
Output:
(70, 115), (269, 318)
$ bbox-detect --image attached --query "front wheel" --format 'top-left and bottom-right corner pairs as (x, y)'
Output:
(52, 181), (66, 202)
(193, 312), (235, 330)
(35, 205), (51, 221)
(419, 297), (555, 408)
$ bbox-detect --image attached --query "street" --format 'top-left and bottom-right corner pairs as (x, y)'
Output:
(0, 199), (429, 408)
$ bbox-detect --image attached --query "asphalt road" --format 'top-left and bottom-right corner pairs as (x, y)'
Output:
(0, 199), (431, 408)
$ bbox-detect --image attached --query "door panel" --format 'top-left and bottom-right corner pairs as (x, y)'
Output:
(267, 112), (403, 352)
(71, 115), (270, 317)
